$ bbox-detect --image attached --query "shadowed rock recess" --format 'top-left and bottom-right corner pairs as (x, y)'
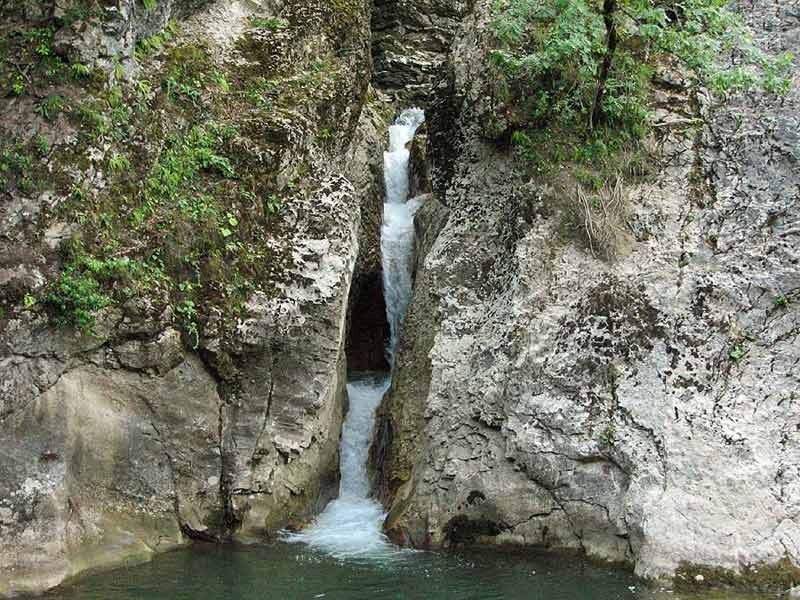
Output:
(0, 0), (798, 596)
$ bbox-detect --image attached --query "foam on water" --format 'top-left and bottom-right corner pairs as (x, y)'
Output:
(283, 376), (403, 559)
(283, 109), (425, 560)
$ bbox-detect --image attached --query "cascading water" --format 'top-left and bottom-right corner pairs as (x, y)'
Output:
(283, 108), (425, 559)
(382, 108), (426, 367)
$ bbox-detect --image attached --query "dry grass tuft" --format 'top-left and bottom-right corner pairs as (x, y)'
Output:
(569, 176), (630, 261)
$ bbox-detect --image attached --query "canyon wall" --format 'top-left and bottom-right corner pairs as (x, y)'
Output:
(377, 0), (800, 588)
(0, 0), (386, 594)
(1, 0), (798, 595)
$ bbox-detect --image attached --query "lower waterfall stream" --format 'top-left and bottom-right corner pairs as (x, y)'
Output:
(40, 112), (758, 600)
(282, 108), (426, 559)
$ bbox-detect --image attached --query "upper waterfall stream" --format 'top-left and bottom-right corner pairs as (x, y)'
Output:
(283, 108), (426, 559)
(382, 108), (426, 366)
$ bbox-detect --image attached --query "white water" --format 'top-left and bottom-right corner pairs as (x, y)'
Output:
(382, 107), (426, 366)
(283, 109), (425, 559)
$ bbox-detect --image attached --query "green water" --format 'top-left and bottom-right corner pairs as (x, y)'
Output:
(43, 543), (766, 600)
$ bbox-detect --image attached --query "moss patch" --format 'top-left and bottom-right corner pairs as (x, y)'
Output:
(675, 558), (800, 593)
(0, 0), (368, 340)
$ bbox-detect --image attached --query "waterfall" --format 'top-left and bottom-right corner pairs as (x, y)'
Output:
(283, 109), (425, 559)
(382, 107), (425, 366)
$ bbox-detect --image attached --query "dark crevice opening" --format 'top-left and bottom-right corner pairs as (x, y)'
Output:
(346, 269), (390, 374)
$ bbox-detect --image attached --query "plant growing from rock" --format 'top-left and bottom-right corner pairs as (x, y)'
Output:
(248, 16), (289, 31)
(569, 175), (630, 260)
(35, 94), (65, 121)
(490, 0), (794, 152)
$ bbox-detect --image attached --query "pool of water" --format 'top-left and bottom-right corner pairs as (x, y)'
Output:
(43, 542), (766, 600)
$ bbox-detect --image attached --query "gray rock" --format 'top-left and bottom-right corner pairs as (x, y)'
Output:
(378, 0), (800, 586)
(0, 0), (378, 595)
(372, 0), (473, 105)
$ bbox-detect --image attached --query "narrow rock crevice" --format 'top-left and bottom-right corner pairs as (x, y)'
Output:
(346, 270), (390, 373)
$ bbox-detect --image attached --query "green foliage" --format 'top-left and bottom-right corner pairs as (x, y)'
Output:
(491, 0), (794, 169)
(24, 27), (55, 58)
(135, 22), (177, 58)
(142, 0), (158, 11)
(1, 145), (33, 176)
(175, 299), (199, 348)
(72, 86), (134, 143)
(74, 100), (111, 136)
(43, 244), (130, 331)
(163, 45), (209, 101)
(249, 16), (289, 31)
(33, 135), (50, 156)
(108, 152), (131, 173)
(141, 123), (234, 214)
(265, 193), (282, 215)
(45, 269), (111, 331)
(70, 63), (92, 79)
(1, 26), (76, 100)
(729, 343), (747, 362)
(600, 423), (616, 446)
(17, 6), (348, 336)
(35, 94), (65, 121)
(243, 76), (276, 109)
(60, 1), (100, 25)
(10, 77), (25, 96)
(44, 242), (166, 331)
(0, 142), (34, 193)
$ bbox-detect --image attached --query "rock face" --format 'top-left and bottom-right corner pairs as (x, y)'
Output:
(3, 0), (217, 74)
(2, 0), (798, 594)
(378, 0), (800, 586)
(0, 0), (380, 595)
(371, 0), (473, 105)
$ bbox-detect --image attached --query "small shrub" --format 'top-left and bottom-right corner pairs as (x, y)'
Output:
(729, 344), (747, 362)
(135, 22), (177, 58)
(0, 144), (34, 192)
(108, 152), (131, 173)
(35, 94), (65, 121)
(600, 424), (616, 446)
(44, 244), (142, 331)
(175, 299), (199, 348)
(24, 28), (54, 58)
(45, 270), (111, 330)
(10, 77), (25, 96)
(33, 135), (50, 156)
(265, 194), (282, 215)
(70, 63), (92, 79)
(249, 16), (289, 31)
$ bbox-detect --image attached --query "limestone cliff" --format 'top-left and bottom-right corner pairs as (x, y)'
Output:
(377, 0), (800, 590)
(0, 0), (386, 595)
(2, 0), (799, 595)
